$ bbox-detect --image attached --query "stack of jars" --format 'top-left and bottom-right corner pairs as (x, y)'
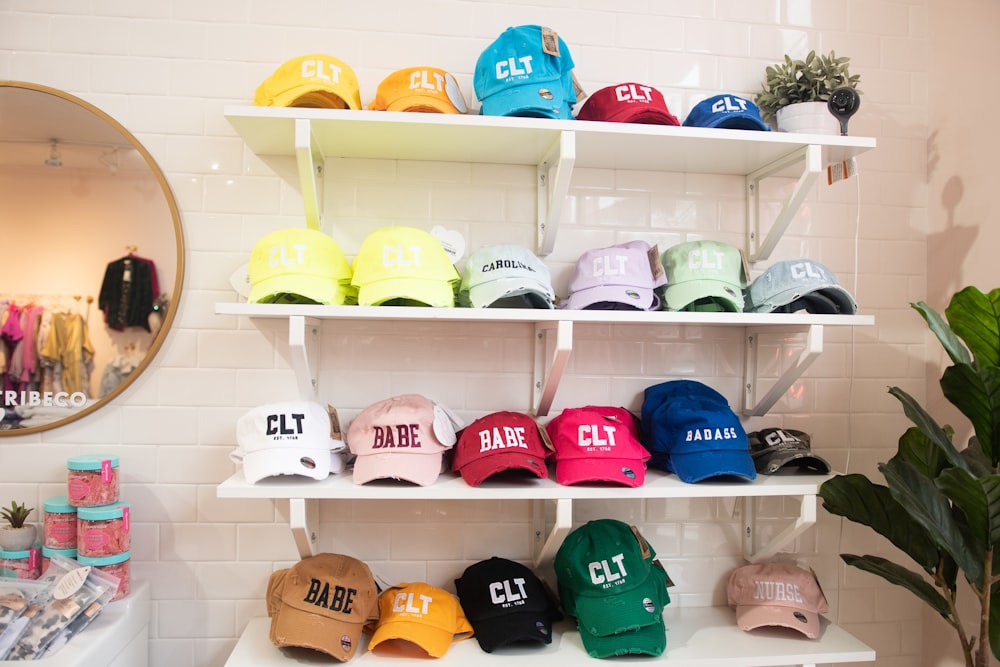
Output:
(62, 455), (131, 600)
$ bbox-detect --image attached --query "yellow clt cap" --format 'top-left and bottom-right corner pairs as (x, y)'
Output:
(367, 582), (474, 658)
(368, 67), (469, 114)
(351, 226), (460, 307)
(248, 228), (353, 305)
(254, 54), (362, 110)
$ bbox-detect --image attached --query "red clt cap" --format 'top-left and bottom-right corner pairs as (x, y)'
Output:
(576, 83), (680, 125)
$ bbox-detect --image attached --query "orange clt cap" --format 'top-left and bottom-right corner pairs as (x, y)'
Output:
(367, 582), (474, 657)
(254, 54), (362, 110)
(368, 67), (468, 114)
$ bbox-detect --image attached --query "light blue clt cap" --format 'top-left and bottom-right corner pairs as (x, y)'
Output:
(746, 258), (857, 314)
(683, 94), (770, 131)
(474, 25), (577, 119)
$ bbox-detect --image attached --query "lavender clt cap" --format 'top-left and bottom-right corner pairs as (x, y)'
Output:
(563, 241), (665, 311)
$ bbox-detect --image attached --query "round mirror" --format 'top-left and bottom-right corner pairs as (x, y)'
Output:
(0, 81), (184, 434)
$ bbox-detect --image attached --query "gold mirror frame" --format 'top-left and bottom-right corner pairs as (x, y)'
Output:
(0, 81), (185, 435)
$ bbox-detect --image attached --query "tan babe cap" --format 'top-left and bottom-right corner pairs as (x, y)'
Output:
(266, 553), (380, 661)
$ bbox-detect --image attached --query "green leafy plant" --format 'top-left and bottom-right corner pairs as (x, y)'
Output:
(818, 285), (1000, 667)
(754, 49), (861, 122)
(1, 500), (34, 529)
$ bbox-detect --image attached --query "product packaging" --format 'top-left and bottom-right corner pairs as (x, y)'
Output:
(43, 495), (77, 549)
(0, 546), (41, 580)
(66, 454), (120, 507)
(76, 501), (130, 558)
(76, 551), (131, 601)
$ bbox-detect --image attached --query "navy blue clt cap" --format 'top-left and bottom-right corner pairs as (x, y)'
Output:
(683, 94), (770, 131)
(640, 380), (755, 483)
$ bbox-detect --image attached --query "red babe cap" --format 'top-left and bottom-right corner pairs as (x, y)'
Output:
(576, 83), (680, 126)
(452, 411), (553, 486)
(546, 406), (650, 487)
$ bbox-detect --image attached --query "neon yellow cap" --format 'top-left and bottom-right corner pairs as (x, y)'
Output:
(351, 227), (459, 307)
(248, 228), (353, 305)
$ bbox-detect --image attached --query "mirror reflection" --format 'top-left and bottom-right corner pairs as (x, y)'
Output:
(0, 81), (184, 434)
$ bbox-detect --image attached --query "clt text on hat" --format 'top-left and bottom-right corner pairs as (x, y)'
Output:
(746, 258), (857, 314)
(562, 241), (666, 311)
(546, 406), (650, 487)
(660, 239), (747, 312)
(248, 228), (353, 306)
(254, 54), (362, 110)
(474, 25), (577, 119)
(368, 67), (469, 114)
(232, 401), (346, 484)
(576, 83), (680, 126)
(351, 226), (460, 307)
(683, 94), (770, 131)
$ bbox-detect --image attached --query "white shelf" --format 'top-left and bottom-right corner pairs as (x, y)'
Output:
(223, 105), (875, 258)
(215, 303), (874, 417)
(226, 609), (874, 666)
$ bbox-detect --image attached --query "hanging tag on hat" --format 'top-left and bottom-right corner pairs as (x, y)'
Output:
(431, 225), (466, 264)
(541, 27), (561, 56)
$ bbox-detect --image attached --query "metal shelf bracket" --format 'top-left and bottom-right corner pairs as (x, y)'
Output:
(294, 118), (325, 231)
(742, 493), (818, 563)
(531, 498), (573, 568)
(536, 130), (576, 256)
(746, 143), (822, 263)
(288, 315), (321, 400)
(743, 324), (823, 416)
(533, 320), (573, 417)
(289, 498), (319, 559)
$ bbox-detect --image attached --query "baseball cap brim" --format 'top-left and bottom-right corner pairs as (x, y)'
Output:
(269, 591), (369, 659)
(241, 446), (344, 484)
(456, 450), (549, 486)
(480, 80), (571, 119)
(735, 603), (821, 639)
(384, 94), (461, 114)
(670, 447), (756, 483)
(663, 279), (745, 312)
(754, 449), (831, 475)
(466, 278), (555, 309)
(356, 277), (457, 307)
(249, 273), (350, 306)
(564, 285), (658, 311)
(266, 86), (358, 110)
(352, 451), (444, 486)
(577, 612), (667, 658)
(368, 619), (455, 658)
(470, 610), (553, 652)
(555, 456), (646, 487)
(749, 285), (857, 315)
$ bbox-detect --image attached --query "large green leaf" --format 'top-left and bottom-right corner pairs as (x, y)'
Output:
(936, 467), (1000, 554)
(912, 299), (972, 367)
(841, 554), (950, 616)
(880, 458), (984, 585)
(939, 364), (1000, 468)
(889, 386), (971, 472)
(895, 425), (953, 479)
(819, 474), (940, 571)
(944, 286), (1000, 370)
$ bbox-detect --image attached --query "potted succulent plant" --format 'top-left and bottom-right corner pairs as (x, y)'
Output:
(0, 500), (37, 551)
(755, 50), (861, 134)
(819, 285), (1000, 667)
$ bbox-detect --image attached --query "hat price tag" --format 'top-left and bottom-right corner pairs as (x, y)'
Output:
(827, 157), (858, 184)
(431, 225), (466, 264)
(540, 27), (560, 57)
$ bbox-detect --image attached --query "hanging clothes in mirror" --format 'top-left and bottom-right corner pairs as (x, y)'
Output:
(98, 246), (160, 332)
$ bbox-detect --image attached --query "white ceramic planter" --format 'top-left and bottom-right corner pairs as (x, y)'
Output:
(775, 101), (840, 135)
(0, 524), (37, 551)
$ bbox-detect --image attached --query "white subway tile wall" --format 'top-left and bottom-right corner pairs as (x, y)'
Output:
(0, 2), (928, 666)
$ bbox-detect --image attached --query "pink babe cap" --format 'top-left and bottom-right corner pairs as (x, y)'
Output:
(562, 241), (666, 311)
(576, 83), (680, 126)
(727, 561), (830, 639)
(452, 411), (553, 486)
(347, 394), (462, 486)
(546, 406), (650, 487)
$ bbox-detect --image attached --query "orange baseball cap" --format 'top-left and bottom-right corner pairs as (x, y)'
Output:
(254, 54), (362, 110)
(367, 582), (474, 657)
(266, 553), (380, 661)
(368, 67), (468, 114)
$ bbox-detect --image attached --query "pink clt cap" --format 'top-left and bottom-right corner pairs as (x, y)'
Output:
(727, 561), (830, 639)
(346, 394), (462, 486)
(545, 406), (650, 487)
(451, 411), (553, 486)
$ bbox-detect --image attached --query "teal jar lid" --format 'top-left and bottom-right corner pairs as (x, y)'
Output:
(41, 546), (77, 558)
(67, 455), (119, 471)
(77, 501), (129, 521)
(77, 550), (130, 567)
(44, 495), (76, 514)
(0, 547), (32, 559)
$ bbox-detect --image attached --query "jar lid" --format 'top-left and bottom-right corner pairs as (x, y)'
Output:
(44, 495), (76, 514)
(67, 454), (120, 471)
(77, 550), (130, 566)
(0, 547), (34, 558)
(41, 546), (78, 557)
(77, 501), (130, 521)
